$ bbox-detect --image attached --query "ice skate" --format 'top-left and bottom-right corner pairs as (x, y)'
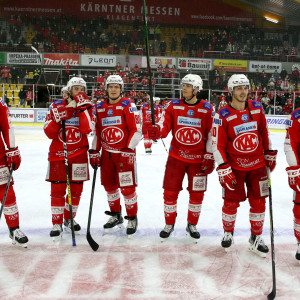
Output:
(64, 219), (81, 235)
(221, 231), (234, 252)
(296, 243), (300, 263)
(9, 227), (28, 248)
(186, 223), (200, 243)
(125, 216), (138, 238)
(103, 208), (124, 233)
(145, 148), (152, 154)
(160, 224), (174, 242)
(50, 224), (63, 241)
(153, 140), (158, 144)
(249, 234), (269, 258)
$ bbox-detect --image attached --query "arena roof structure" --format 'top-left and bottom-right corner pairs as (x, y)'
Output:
(238, 0), (300, 25)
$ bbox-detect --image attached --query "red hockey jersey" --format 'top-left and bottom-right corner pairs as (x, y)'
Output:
(92, 97), (142, 152)
(44, 99), (95, 161)
(212, 101), (272, 170)
(160, 98), (214, 163)
(0, 99), (15, 156)
(142, 103), (158, 125)
(284, 107), (300, 166)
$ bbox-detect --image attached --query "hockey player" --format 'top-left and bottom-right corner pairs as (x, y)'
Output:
(89, 75), (142, 237)
(142, 96), (159, 154)
(212, 74), (277, 257)
(148, 74), (215, 242)
(284, 107), (300, 262)
(61, 86), (68, 100)
(44, 77), (95, 239)
(0, 98), (28, 247)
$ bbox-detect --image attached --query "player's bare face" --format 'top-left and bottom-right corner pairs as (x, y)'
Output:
(108, 84), (122, 101)
(232, 85), (249, 103)
(182, 83), (194, 99)
(62, 91), (69, 99)
(71, 86), (85, 97)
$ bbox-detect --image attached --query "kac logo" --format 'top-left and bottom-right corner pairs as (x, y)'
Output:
(187, 109), (194, 117)
(241, 114), (249, 122)
(107, 109), (114, 116)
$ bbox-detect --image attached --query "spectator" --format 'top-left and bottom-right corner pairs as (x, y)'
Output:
(19, 88), (26, 107)
(26, 88), (34, 107)
(4, 91), (9, 106)
(10, 66), (19, 84)
(159, 40), (167, 56)
(33, 68), (41, 83)
(281, 68), (288, 80)
(170, 34), (177, 56)
(292, 67), (300, 86)
(18, 68), (26, 84)
(1, 65), (10, 83)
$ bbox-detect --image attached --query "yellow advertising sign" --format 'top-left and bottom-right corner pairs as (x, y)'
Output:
(214, 59), (247, 71)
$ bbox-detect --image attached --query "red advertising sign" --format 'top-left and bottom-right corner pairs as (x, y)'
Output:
(43, 54), (80, 66)
(1, 0), (254, 26)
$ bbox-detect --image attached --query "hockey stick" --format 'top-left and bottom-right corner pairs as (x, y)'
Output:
(86, 165), (99, 251)
(0, 164), (15, 221)
(142, 0), (155, 125)
(267, 167), (276, 300)
(61, 120), (76, 246)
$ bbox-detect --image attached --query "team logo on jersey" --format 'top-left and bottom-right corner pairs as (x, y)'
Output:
(58, 126), (82, 144)
(233, 121), (257, 135)
(233, 132), (259, 153)
(220, 108), (230, 118)
(187, 109), (194, 117)
(102, 116), (122, 126)
(213, 118), (222, 125)
(175, 127), (202, 145)
(177, 116), (201, 127)
(241, 114), (249, 122)
(101, 126), (124, 144)
(292, 110), (300, 120)
(107, 109), (114, 116)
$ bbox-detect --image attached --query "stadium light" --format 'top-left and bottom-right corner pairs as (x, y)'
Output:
(265, 16), (279, 23)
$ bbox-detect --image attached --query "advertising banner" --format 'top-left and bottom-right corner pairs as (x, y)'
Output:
(7, 52), (41, 65)
(43, 54), (79, 66)
(266, 115), (289, 130)
(37, 110), (48, 123)
(249, 61), (282, 73)
(10, 109), (34, 123)
(81, 55), (116, 67)
(142, 56), (176, 69)
(177, 58), (212, 70)
(1, 0), (254, 26)
(214, 59), (247, 71)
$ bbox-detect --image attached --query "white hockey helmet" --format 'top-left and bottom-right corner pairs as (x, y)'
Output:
(67, 77), (87, 91)
(228, 74), (250, 93)
(61, 86), (68, 95)
(153, 97), (160, 102)
(181, 74), (203, 90)
(105, 75), (124, 90)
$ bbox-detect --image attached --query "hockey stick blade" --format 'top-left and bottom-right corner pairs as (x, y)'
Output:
(86, 232), (99, 251)
(267, 290), (276, 300)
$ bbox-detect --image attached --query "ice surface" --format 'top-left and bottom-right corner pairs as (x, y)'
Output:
(0, 126), (299, 299)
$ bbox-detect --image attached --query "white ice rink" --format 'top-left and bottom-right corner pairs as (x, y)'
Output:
(0, 125), (299, 299)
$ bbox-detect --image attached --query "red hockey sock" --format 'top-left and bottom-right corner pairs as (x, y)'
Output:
(163, 190), (179, 225)
(121, 187), (137, 217)
(106, 189), (121, 213)
(144, 138), (152, 149)
(249, 198), (266, 235)
(51, 182), (66, 225)
(64, 182), (83, 220)
(187, 192), (204, 225)
(0, 185), (19, 228)
(222, 200), (239, 233)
